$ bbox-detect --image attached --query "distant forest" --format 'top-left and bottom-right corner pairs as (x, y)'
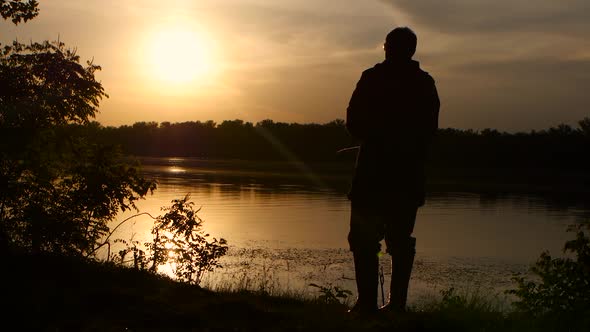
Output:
(68, 118), (590, 176)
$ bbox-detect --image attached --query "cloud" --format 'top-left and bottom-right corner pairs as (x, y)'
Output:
(383, 0), (590, 36)
(436, 57), (590, 129)
(194, 0), (393, 55)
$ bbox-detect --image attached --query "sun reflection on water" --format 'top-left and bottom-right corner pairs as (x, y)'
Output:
(168, 166), (187, 174)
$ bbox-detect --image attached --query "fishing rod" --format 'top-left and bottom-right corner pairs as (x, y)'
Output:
(380, 265), (385, 307)
(336, 145), (360, 154)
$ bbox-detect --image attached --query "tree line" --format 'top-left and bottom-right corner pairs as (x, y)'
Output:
(71, 118), (590, 172)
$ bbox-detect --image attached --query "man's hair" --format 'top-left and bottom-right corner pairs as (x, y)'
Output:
(385, 27), (417, 60)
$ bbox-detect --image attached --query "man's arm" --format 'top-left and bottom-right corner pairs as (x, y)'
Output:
(346, 71), (372, 141)
(422, 75), (440, 138)
(429, 79), (440, 136)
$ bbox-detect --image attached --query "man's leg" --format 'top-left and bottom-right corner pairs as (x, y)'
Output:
(382, 204), (418, 312)
(347, 202), (383, 314)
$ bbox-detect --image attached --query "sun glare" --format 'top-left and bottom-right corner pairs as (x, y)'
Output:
(144, 24), (216, 86)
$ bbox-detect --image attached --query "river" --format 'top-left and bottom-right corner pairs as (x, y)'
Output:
(108, 158), (589, 306)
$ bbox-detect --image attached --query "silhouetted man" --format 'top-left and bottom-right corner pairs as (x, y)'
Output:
(346, 27), (439, 314)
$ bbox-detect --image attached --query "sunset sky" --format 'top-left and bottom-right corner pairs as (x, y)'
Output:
(2, 0), (588, 131)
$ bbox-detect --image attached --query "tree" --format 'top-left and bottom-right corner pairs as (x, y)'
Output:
(0, 10), (156, 255)
(0, 0), (38, 25)
(0, 41), (106, 128)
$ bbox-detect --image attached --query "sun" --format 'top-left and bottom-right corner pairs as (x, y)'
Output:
(146, 25), (215, 85)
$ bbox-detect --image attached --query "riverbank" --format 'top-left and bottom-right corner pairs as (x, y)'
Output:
(4, 251), (585, 331)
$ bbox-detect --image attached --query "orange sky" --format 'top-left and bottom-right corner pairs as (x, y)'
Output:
(2, 0), (589, 131)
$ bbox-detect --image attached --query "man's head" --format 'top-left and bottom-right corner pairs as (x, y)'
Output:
(384, 27), (417, 61)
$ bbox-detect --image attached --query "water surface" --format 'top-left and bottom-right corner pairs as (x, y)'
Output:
(109, 159), (589, 303)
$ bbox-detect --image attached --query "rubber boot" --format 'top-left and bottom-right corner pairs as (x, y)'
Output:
(380, 236), (416, 313)
(348, 251), (379, 315)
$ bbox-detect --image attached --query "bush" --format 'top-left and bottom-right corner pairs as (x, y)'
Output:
(309, 283), (352, 306)
(113, 196), (228, 286)
(508, 221), (590, 324)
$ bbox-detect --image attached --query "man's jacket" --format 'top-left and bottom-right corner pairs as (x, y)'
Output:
(346, 59), (440, 206)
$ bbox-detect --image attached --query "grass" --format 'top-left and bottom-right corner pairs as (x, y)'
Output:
(3, 250), (587, 331)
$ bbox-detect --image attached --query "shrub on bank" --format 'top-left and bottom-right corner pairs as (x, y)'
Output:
(508, 221), (590, 330)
